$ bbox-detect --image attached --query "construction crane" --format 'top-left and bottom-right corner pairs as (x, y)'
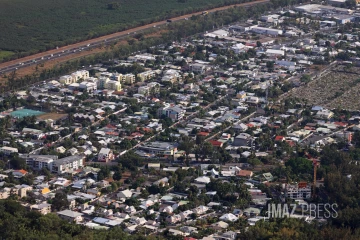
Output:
(312, 159), (319, 198)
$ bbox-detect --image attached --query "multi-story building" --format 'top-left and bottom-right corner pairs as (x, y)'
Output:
(137, 70), (156, 82)
(138, 141), (177, 157)
(106, 80), (122, 91)
(124, 74), (136, 84)
(79, 82), (97, 92)
(52, 155), (85, 174)
(71, 70), (89, 82)
(59, 75), (73, 85)
(97, 77), (110, 89)
(138, 86), (150, 95)
(0, 146), (18, 155)
(157, 106), (185, 122)
(98, 148), (114, 162)
(190, 64), (206, 74)
(22, 154), (58, 170)
(57, 210), (84, 222)
(138, 82), (160, 95)
(285, 182), (311, 199)
(233, 133), (253, 147)
(30, 203), (52, 215)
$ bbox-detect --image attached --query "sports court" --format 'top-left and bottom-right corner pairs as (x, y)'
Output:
(10, 109), (45, 118)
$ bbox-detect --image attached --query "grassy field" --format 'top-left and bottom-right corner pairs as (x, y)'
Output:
(0, 51), (14, 61)
(0, 0), (244, 54)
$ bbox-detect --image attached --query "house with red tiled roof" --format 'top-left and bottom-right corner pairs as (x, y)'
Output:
(209, 140), (223, 148)
(136, 127), (152, 133)
(275, 136), (285, 141)
(237, 170), (253, 178)
(304, 126), (315, 131)
(286, 140), (296, 147)
(197, 132), (209, 137)
(105, 132), (119, 136)
(130, 132), (144, 138)
(334, 122), (348, 128)
(13, 169), (28, 178)
(105, 124), (117, 130)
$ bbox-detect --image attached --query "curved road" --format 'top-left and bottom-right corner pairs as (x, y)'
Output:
(0, 0), (269, 74)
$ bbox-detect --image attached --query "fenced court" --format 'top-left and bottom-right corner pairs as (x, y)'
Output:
(10, 109), (45, 118)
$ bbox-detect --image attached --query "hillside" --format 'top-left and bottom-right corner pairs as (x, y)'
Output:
(0, 0), (245, 59)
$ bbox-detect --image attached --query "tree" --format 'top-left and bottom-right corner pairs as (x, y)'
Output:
(300, 74), (311, 83)
(285, 157), (312, 175)
(113, 171), (122, 181)
(107, 2), (120, 10)
(51, 192), (69, 211)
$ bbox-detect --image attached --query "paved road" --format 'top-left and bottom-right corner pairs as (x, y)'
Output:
(0, 0), (269, 75)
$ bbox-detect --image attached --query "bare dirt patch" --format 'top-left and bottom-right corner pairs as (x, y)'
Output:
(37, 112), (68, 121)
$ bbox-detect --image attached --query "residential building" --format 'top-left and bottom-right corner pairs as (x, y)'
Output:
(106, 80), (122, 91)
(13, 184), (32, 198)
(79, 82), (97, 92)
(157, 106), (185, 121)
(52, 155), (85, 174)
(124, 74), (136, 84)
(137, 70), (156, 82)
(138, 141), (177, 156)
(12, 169), (28, 178)
(0, 146), (18, 155)
(30, 203), (52, 215)
(71, 70), (89, 82)
(57, 210), (84, 222)
(190, 64), (206, 74)
(315, 109), (334, 119)
(117, 189), (133, 199)
(98, 148), (114, 162)
(285, 182), (311, 199)
(233, 133), (253, 146)
(97, 77), (109, 89)
(0, 189), (9, 200)
(59, 75), (73, 85)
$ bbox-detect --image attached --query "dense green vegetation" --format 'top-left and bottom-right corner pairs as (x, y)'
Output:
(0, 51), (14, 61)
(0, 0), (251, 60)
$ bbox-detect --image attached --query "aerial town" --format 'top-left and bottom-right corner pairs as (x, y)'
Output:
(1, 1), (360, 239)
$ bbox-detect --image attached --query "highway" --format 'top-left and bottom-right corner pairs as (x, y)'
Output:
(0, 0), (269, 75)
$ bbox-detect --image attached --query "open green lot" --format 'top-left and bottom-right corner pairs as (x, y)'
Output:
(0, 0), (243, 54)
(0, 51), (14, 61)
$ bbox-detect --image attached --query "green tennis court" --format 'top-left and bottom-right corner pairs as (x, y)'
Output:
(10, 109), (45, 118)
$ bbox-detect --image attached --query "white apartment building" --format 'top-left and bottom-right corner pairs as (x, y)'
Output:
(285, 183), (311, 199)
(79, 82), (97, 92)
(0, 146), (18, 155)
(59, 75), (73, 85)
(71, 70), (89, 82)
(52, 155), (85, 174)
